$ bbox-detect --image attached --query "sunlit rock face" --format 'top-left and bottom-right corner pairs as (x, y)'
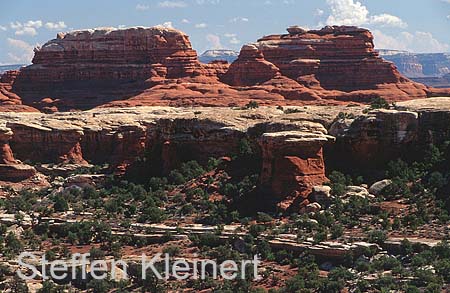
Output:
(1, 25), (449, 112)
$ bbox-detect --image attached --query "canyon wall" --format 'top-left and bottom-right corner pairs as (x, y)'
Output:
(2, 98), (450, 209)
(0, 107), (334, 211)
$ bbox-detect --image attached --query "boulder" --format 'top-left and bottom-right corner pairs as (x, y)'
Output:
(311, 185), (332, 204)
(304, 202), (322, 213)
(287, 26), (307, 35)
(344, 186), (373, 199)
(63, 174), (105, 188)
(369, 179), (393, 195)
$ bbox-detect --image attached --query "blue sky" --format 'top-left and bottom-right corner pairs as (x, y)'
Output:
(1, 0), (449, 65)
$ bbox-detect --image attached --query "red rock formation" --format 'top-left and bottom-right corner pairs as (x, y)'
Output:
(10, 27), (224, 110)
(0, 128), (15, 164)
(258, 130), (334, 211)
(1, 25), (449, 112)
(223, 26), (435, 102)
(221, 44), (280, 86)
(0, 70), (39, 112)
(0, 127), (36, 181)
(7, 122), (88, 165)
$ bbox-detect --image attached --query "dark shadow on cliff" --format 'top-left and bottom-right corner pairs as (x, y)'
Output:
(12, 78), (157, 111)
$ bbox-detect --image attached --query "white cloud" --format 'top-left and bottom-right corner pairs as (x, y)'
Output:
(370, 14), (407, 29)
(7, 38), (32, 51)
(7, 53), (24, 63)
(156, 22), (174, 29)
(229, 17), (249, 23)
(44, 21), (67, 30)
(158, 1), (187, 8)
(373, 30), (449, 53)
(181, 18), (190, 23)
(6, 38), (35, 63)
(315, 9), (324, 17)
(136, 3), (150, 10)
(325, 0), (407, 28)
(326, 0), (369, 26)
(10, 22), (23, 30)
(206, 34), (222, 49)
(24, 20), (42, 28)
(224, 33), (236, 38)
(15, 27), (37, 36)
(0, 25), (7, 31)
(195, 23), (207, 28)
(9, 20), (42, 36)
(229, 37), (240, 44)
(196, 0), (220, 4)
(7, 20), (68, 37)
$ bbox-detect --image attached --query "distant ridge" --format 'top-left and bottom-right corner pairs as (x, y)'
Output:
(199, 50), (239, 64)
(0, 64), (26, 74)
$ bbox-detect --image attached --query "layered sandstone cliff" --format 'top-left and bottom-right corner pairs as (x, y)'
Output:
(223, 26), (443, 102)
(0, 107), (339, 210)
(8, 26), (228, 111)
(2, 98), (450, 208)
(1, 25), (449, 112)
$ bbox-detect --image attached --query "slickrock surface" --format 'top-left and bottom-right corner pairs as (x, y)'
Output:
(1, 25), (448, 112)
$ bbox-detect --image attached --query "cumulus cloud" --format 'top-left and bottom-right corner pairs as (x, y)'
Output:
(156, 22), (174, 29)
(10, 21), (40, 36)
(196, 0), (220, 4)
(229, 37), (240, 44)
(373, 30), (449, 53)
(7, 38), (32, 50)
(181, 19), (190, 23)
(24, 20), (42, 28)
(325, 0), (407, 28)
(0, 25), (8, 31)
(7, 38), (35, 63)
(229, 17), (249, 23)
(315, 9), (324, 17)
(206, 34), (222, 49)
(136, 4), (150, 10)
(370, 14), (407, 28)
(158, 1), (187, 8)
(15, 27), (37, 36)
(9, 20), (66, 36)
(224, 33), (236, 38)
(326, 0), (368, 26)
(44, 21), (67, 30)
(195, 23), (207, 28)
